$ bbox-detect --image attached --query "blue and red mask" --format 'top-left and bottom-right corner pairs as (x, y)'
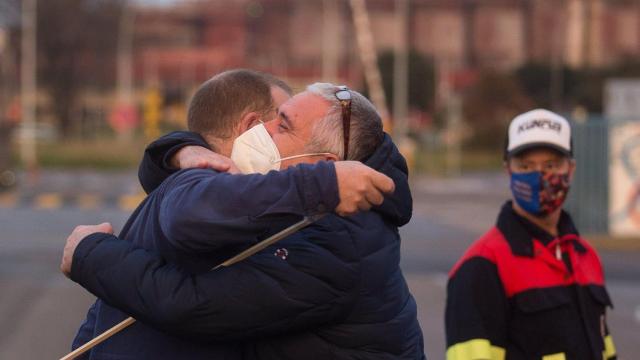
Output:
(510, 171), (571, 216)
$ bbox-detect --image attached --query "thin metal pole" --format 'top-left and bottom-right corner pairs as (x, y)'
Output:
(59, 215), (324, 360)
(322, 0), (339, 83)
(349, 0), (390, 132)
(212, 214), (323, 270)
(393, 0), (409, 140)
(116, 3), (134, 105)
(20, 0), (37, 172)
(59, 317), (136, 360)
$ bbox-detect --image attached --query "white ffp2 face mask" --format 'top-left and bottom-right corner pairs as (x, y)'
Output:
(230, 124), (332, 174)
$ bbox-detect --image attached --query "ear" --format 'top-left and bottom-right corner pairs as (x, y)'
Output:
(567, 158), (577, 182)
(323, 153), (340, 162)
(503, 160), (511, 176)
(238, 112), (262, 134)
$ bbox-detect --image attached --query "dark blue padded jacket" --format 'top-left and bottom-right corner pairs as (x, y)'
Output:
(71, 131), (425, 359)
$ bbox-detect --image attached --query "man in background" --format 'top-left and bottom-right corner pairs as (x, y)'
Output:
(445, 109), (616, 360)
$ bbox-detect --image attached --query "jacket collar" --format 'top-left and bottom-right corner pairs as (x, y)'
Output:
(496, 201), (583, 257)
(363, 133), (413, 227)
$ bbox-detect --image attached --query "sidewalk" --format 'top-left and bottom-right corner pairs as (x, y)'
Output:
(3, 168), (638, 254)
(409, 172), (640, 282)
(0, 169), (144, 211)
(0, 169), (638, 358)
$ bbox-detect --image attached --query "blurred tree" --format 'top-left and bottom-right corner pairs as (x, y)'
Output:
(0, 0), (20, 182)
(37, 0), (124, 138)
(0, 0), (20, 27)
(571, 70), (606, 114)
(514, 59), (640, 115)
(462, 70), (532, 150)
(366, 49), (435, 114)
(0, 0), (20, 112)
(579, 58), (640, 114)
(514, 62), (577, 110)
(0, 0), (20, 104)
(608, 57), (640, 77)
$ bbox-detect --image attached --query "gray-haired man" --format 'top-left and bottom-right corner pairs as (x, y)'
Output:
(63, 82), (425, 359)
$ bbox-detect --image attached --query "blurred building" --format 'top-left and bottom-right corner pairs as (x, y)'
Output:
(4, 0), (639, 138)
(130, 0), (640, 88)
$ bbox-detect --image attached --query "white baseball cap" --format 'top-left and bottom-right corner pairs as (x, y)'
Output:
(505, 109), (572, 158)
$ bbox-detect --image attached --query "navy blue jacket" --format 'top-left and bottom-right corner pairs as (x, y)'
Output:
(71, 131), (425, 359)
(73, 162), (339, 359)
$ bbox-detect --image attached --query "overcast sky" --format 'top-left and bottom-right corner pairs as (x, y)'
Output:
(0, 0), (182, 27)
(135, 0), (180, 6)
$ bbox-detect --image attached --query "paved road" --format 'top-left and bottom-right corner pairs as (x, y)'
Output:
(0, 171), (638, 359)
(408, 175), (640, 358)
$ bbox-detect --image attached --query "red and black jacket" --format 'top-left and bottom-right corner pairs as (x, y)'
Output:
(445, 201), (616, 360)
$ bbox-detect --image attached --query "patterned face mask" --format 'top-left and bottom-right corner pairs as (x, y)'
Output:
(510, 171), (571, 216)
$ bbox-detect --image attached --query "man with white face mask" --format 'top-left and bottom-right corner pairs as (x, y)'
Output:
(229, 122), (333, 174)
(63, 78), (425, 359)
(66, 70), (405, 360)
(135, 71), (292, 193)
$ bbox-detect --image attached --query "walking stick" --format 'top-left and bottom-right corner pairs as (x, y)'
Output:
(59, 214), (325, 360)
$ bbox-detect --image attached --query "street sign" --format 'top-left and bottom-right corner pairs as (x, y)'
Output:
(605, 79), (640, 120)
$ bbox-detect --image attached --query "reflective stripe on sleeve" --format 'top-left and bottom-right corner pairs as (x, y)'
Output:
(446, 338), (506, 360)
(604, 335), (617, 359)
(542, 353), (566, 360)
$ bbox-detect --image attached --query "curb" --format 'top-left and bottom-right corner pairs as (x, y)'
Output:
(0, 191), (146, 212)
(588, 235), (640, 252)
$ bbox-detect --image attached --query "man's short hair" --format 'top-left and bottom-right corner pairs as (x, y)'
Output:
(305, 83), (383, 161)
(187, 69), (274, 139)
(260, 71), (294, 96)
